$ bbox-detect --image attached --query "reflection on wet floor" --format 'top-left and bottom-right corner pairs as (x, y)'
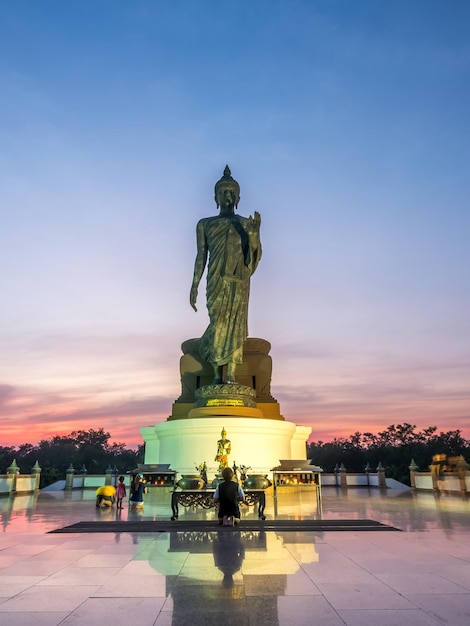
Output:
(0, 487), (470, 625)
(3, 486), (470, 533)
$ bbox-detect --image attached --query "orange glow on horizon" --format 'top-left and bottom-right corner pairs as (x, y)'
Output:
(2, 415), (469, 450)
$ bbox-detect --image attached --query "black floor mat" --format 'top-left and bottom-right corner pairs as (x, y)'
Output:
(49, 519), (401, 533)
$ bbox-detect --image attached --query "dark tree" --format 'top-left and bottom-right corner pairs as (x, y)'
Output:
(308, 424), (470, 485)
(0, 428), (143, 487)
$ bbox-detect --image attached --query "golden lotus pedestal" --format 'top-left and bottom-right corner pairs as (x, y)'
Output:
(140, 338), (311, 476)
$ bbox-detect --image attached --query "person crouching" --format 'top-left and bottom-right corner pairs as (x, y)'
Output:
(96, 485), (116, 508)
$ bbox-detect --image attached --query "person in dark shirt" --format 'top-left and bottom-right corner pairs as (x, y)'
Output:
(213, 467), (245, 526)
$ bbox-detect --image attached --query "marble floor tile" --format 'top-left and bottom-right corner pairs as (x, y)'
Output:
(37, 565), (121, 586)
(241, 557), (301, 575)
(0, 554), (30, 570)
(405, 592), (470, 625)
(118, 558), (184, 576)
(0, 558), (73, 576)
(72, 553), (134, 567)
(0, 543), (57, 556)
(32, 548), (95, 562)
(0, 611), (71, 626)
(316, 580), (416, 610)
(93, 573), (170, 597)
(275, 595), (346, 626)
(299, 543), (377, 583)
(437, 562), (470, 589)
(376, 570), (470, 594)
(161, 585), (243, 616)
(243, 570), (321, 596)
(338, 608), (442, 625)
(0, 580), (48, 598)
(0, 585), (100, 612)
(156, 610), (249, 626)
(61, 597), (166, 626)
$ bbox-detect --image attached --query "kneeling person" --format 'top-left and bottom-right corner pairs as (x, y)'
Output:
(213, 467), (245, 526)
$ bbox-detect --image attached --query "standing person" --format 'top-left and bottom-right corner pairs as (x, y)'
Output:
(116, 475), (126, 509)
(129, 473), (146, 510)
(190, 165), (262, 384)
(213, 467), (245, 526)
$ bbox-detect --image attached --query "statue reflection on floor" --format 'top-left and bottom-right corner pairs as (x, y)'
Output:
(165, 530), (281, 626)
(212, 531), (245, 587)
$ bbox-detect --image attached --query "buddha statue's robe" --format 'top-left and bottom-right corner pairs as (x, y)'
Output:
(197, 214), (262, 367)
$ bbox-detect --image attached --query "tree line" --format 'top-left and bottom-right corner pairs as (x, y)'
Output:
(307, 423), (470, 484)
(2, 423), (469, 488)
(0, 428), (144, 487)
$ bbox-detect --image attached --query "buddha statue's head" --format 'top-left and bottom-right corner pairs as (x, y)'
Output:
(214, 165), (240, 210)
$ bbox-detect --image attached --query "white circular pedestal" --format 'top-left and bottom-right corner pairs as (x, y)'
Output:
(141, 417), (311, 477)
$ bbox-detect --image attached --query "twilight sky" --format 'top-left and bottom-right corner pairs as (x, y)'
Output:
(1, 0), (469, 449)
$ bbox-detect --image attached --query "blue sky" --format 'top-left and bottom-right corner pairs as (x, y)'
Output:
(1, 0), (469, 448)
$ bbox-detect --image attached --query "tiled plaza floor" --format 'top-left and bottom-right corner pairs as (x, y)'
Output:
(1, 485), (469, 625)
